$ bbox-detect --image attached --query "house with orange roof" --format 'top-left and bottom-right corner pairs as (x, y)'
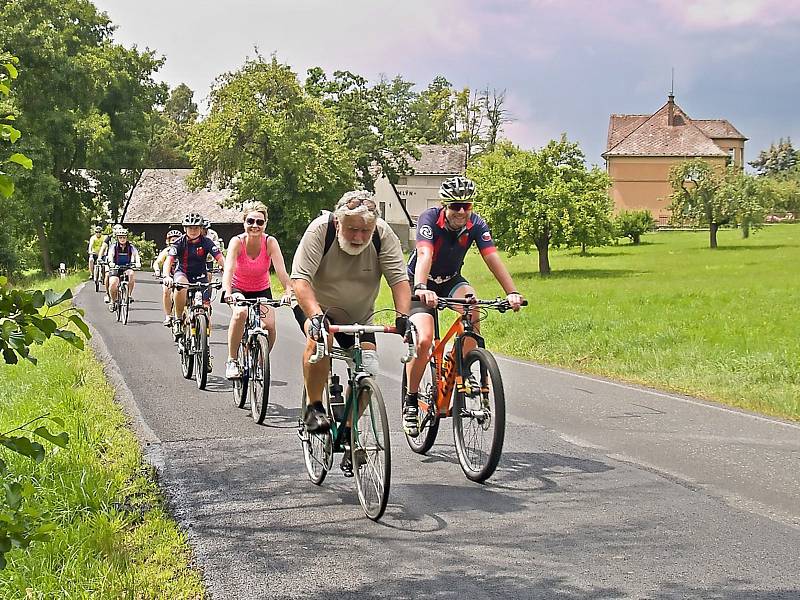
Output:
(602, 95), (747, 224)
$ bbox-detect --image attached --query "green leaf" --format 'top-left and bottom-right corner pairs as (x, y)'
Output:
(8, 153), (32, 170)
(2, 115), (15, 121)
(3, 63), (18, 79)
(55, 330), (83, 350)
(0, 436), (46, 463)
(2, 349), (18, 364)
(0, 175), (13, 199)
(30, 290), (45, 309)
(0, 83), (9, 97)
(4, 482), (22, 509)
(44, 288), (72, 307)
(68, 314), (91, 339)
(32, 426), (69, 449)
(49, 417), (65, 428)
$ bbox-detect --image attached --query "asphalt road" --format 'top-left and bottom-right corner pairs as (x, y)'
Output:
(76, 276), (800, 600)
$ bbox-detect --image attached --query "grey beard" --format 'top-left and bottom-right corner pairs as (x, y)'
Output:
(337, 232), (372, 256)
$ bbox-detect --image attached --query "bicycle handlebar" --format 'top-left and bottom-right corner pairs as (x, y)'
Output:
(411, 295), (528, 313)
(226, 296), (291, 308)
(308, 322), (417, 364)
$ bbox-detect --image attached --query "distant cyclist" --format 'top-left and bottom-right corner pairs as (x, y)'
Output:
(403, 176), (524, 437)
(99, 224), (125, 303)
(153, 229), (183, 326)
(161, 213), (225, 331)
(107, 228), (142, 310)
(87, 225), (104, 279)
(222, 202), (292, 380)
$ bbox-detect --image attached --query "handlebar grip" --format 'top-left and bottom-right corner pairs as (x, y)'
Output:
(308, 340), (326, 364)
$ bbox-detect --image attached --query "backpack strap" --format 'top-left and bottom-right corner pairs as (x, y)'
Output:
(322, 212), (382, 256)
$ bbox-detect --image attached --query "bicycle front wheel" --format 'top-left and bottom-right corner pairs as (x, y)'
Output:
(299, 389), (332, 485)
(249, 334), (270, 424)
(401, 362), (440, 454)
(352, 377), (391, 521)
(115, 290), (122, 323)
(94, 266), (101, 292)
(452, 348), (506, 483)
(122, 287), (130, 325)
(194, 314), (209, 390)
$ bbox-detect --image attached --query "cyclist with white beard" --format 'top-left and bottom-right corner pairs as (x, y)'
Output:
(291, 190), (411, 436)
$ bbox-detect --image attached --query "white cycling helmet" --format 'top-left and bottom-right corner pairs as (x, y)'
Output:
(439, 176), (476, 203)
(182, 212), (204, 227)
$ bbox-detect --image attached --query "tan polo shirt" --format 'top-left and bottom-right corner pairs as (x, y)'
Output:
(291, 214), (407, 324)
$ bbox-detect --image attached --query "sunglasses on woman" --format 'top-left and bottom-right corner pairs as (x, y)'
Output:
(447, 202), (473, 212)
(245, 217), (266, 226)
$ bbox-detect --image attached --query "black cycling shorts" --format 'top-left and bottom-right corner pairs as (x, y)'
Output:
(292, 305), (375, 349)
(409, 275), (470, 316)
(231, 287), (272, 300)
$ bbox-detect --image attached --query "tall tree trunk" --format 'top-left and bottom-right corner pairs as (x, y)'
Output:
(580, 242), (587, 255)
(742, 221), (750, 239)
(36, 222), (52, 274)
(709, 222), (718, 248)
(535, 234), (551, 275)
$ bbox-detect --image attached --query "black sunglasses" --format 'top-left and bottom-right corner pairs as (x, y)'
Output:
(448, 202), (473, 212)
(245, 217), (265, 226)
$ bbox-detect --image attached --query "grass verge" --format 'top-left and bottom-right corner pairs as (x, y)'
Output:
(0, 276), (205, 598)
(378, 224), (800, 421)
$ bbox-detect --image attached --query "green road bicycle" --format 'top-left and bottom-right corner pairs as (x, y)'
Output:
(297, 321), (416, 521)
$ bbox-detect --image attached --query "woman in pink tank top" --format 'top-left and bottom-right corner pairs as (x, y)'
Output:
(222, 202), (292, 380)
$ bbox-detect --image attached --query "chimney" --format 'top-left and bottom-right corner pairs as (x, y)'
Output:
(667, 94), (675, 126)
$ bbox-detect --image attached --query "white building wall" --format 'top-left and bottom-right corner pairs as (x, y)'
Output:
(374, 174), (451, 248)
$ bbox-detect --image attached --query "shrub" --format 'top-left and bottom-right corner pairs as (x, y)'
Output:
(615, 210), (656, 244)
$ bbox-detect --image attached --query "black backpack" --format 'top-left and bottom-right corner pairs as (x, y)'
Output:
(322, 212), (381, 256)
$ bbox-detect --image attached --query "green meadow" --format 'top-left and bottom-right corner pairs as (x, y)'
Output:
(378, 224), (800, 421)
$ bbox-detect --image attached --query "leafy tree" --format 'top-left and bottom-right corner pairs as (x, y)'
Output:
(668, 159), (731, 248)
(469, 136), (610, 274)
(189, 55), (354, 251)
(0, 0), (165, 272)
(146, 83), (197, 169)
(749, 138), (798, 176)
(720, 170), (767, 239)
(305, 67), (419, 190)
(567, 168), (614, 254)
(409, 75), (455, 144)
(614, 210), (655, 245)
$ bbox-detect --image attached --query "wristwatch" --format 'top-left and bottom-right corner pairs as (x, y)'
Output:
(413, 283), (428, 292)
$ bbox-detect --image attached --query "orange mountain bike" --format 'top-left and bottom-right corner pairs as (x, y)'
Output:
(401, 295), (526, 482)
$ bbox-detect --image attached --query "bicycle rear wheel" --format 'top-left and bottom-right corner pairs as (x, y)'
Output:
(352, 377), (391, 521)
(194, 314), (209, 390)
(249, 334), (270, 424)
(299, 389), (332, 485)
(94, 265), (100, 292)
(401, 362), (440, 454)
(453, 348), (506, 483)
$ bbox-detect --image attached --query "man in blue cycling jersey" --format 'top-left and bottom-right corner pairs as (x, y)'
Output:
(161, 212), (225, 327)
(403, 176), (524, 437)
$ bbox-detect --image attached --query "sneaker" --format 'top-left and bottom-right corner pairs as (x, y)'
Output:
(304, 406), (330, 433)
(162, 316), (172, 327)
(103, 295), (110, 304)
(340, 449), (353, 477)
(464, 375), (483, 412)
(402, 404), (419, 438)
(225, 360), (240, 379)
(129, 296), (134, 303)
(108, 303), (115, 313)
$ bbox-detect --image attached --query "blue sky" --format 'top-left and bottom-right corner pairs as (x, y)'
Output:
(93, 0), (799, 167)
